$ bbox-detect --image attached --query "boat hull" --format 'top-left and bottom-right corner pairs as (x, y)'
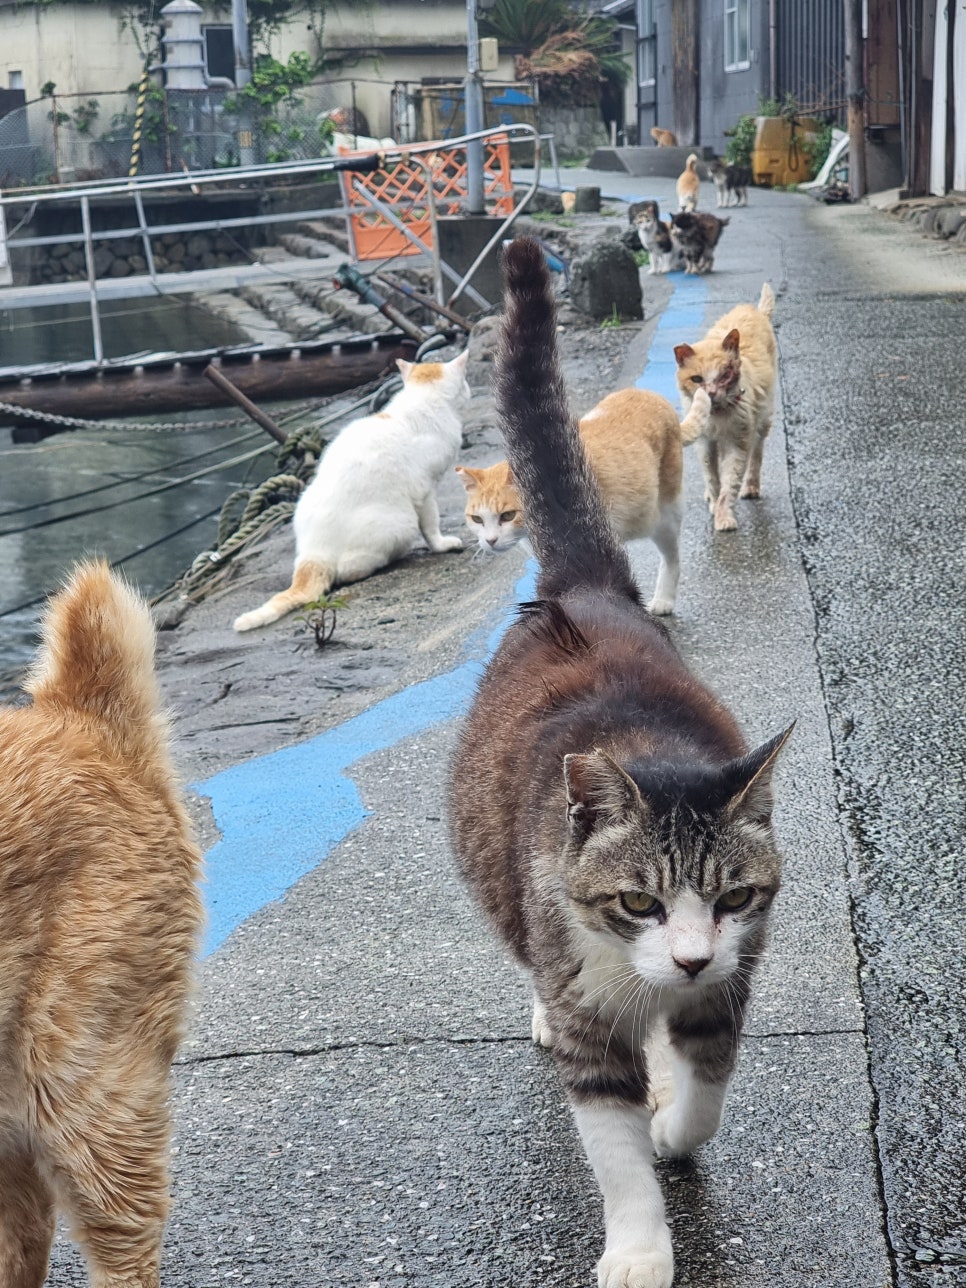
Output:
(0, 333), (418, 441)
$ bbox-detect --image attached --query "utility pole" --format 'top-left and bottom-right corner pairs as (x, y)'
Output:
(465, 0), (485, 214)
(844, 0), (867, 200)
(232, 0), (254, 164)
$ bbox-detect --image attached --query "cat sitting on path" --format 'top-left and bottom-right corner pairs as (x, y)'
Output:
(629, 200), (685, 275)
(0, 562), (203, 1287)
(674, 283), (777, 531)
(233, 351), (469, 632)
(449, 238), (793, 1288)
(456, 384), (711, 615)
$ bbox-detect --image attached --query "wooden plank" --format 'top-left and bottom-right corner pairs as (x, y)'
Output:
(671, 0), (699, 146)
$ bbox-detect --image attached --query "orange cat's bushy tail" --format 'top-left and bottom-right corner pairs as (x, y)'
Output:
(25, 560), (174, 788)
(679, 386), (712, 444)
(757, 282), (776, 319)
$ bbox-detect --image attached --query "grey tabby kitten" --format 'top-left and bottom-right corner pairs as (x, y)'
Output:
(449, 238), (793, 1288)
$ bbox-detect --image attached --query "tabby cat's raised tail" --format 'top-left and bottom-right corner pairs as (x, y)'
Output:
(497, 238), (638, 603)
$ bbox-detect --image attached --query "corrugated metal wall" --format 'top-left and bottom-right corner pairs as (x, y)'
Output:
(776, 0), (847, 123)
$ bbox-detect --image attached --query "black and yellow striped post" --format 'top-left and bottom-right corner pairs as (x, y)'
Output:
(128, 68), (151, 178)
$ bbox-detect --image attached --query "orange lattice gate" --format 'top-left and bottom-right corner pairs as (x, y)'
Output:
(339, 134), (514, 262)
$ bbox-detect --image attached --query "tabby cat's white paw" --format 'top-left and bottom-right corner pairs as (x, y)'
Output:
(531, 997), (554, 1048)
(646, 595), (674, 617)
(650, 1104), (699, 1159)
(597, 1245), (674, 1288)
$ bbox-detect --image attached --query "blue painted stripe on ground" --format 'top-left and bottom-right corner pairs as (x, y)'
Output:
(636, 273), (707, 403)
(194, 267), (706, 957)
(195, 562), (537, 956)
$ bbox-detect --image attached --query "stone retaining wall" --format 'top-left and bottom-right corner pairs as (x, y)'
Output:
(33, 230), (251, 285)
(540, 105), (610, 160)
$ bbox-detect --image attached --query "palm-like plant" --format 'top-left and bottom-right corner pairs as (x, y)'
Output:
(481, 0), (630, 106)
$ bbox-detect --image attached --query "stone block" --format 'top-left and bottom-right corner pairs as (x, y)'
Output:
(569, 236), (643, 321)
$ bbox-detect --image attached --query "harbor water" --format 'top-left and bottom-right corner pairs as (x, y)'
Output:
(0, 412), (276, 690)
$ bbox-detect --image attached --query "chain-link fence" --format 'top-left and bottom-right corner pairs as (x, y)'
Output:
(0, 82), (360, 187)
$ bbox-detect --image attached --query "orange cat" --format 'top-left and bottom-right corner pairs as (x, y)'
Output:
(676, 152), (701, 211)
(457, 385), (711, 614)
(650, 126), (678, 147)
(0, 562), (203, 1287)
(674, 283), (777, 532)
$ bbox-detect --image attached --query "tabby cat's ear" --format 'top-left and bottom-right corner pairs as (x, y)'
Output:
(450, 349), (469, 373)
(564, 749), (645, 841)
(674, 344), (696, 366)
(455, 465), (481, 491)
(723, 723), (795, 825)
(722, 328), (741, 353)
(396, 358), (413, 379)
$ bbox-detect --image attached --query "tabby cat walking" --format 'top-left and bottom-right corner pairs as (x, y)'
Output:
(449, 240), (792, 1288)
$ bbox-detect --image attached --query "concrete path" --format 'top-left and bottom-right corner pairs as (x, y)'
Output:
(45, 174), (966, 1286)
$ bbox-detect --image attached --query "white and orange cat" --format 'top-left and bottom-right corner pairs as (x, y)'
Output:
(674, 283), (777, 532)
(234, 351), (469, 632)
(676, 152), (701, 211)
(456, 385), (711, 615)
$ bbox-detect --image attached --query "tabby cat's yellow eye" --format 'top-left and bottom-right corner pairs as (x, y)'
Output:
(470, 515), (484, 524)
(500, 511), (518, 523)
(620, 890), (660, 916)
(690, 374), (704, 384)
(717, 887), (753, 911)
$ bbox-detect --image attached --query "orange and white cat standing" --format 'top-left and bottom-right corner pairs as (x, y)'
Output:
(457, 385), (711, 615)
(676, 153), (701, 211)
(674, 283), (777, 532)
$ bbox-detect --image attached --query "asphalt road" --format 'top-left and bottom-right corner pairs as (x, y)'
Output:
(44, 178), (966, 1287)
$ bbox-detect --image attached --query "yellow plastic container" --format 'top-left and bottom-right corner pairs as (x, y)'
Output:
(751, 115), (822, 186)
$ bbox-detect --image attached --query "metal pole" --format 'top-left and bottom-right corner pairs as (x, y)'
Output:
(231, 0), (255, 165)
(80, 196), (105, 364)
(465, 0), (485, 214)
(844, 0), (867, 199)
(203, 364), (287, 442)
(79, 198), (104, 365)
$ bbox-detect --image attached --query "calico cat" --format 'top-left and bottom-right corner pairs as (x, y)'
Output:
(629, 200), (685, 274)
(676, 152), (701, 211)
(233, 351), (469, 631)
(455, 384), (711, 615)
(650, 126), (677, 147)
(708, 158), (751, 207)
(0, 562), (203, 1287)
(669, 210), (730, 274)
(449, 238), (792, 1288)
(674, 283), (777, 531)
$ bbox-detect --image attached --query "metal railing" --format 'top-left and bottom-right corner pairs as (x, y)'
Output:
(0, 124), (542, 365)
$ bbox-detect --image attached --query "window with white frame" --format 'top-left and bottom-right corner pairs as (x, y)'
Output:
(724, 0), (751, 72)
